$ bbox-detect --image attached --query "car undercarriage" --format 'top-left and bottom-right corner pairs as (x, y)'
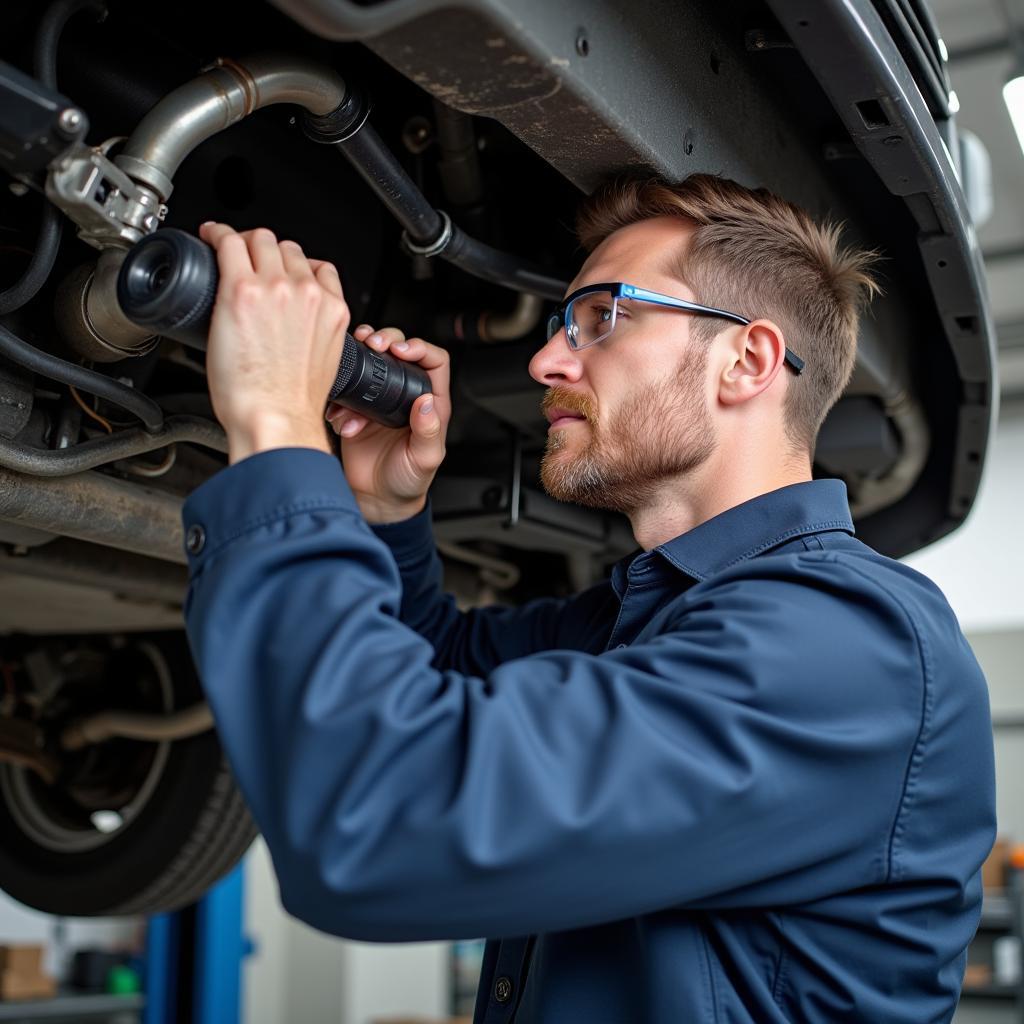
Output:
(0, 0), (995, 915)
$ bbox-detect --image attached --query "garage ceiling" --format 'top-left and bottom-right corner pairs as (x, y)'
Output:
(930, 0), (1024, 398)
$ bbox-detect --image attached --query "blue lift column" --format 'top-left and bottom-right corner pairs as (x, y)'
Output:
(193, 864), (247, 1024)
(144, 862), (248, 1024)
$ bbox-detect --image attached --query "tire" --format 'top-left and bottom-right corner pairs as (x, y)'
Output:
(0, 631), (257, 916)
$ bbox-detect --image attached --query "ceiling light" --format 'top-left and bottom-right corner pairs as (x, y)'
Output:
(1004, 66), (1024, 157)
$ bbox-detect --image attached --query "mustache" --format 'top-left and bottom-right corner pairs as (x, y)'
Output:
(541, 386), (597, 422)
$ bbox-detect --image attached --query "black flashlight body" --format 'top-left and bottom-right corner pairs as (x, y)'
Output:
(116, 229), (430, 429)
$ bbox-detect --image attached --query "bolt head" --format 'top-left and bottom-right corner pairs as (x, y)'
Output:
(58, 108), (83, 133)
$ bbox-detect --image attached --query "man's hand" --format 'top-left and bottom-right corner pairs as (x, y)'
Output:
(326, 323), (450, 524)
(198, 222), (350, 464)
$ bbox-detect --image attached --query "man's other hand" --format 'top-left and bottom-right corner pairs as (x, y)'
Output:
(325, 324), (450, 524)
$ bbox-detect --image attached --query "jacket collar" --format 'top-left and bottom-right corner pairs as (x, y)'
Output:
(651, 478), (855, 584)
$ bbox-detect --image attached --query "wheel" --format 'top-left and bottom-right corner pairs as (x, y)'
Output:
(0, 631), (256, 916)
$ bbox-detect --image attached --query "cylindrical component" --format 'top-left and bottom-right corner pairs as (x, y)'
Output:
(0, 322), (164, 431)
(0, 537), (187, 604)
(0, 201), (63, 316)
(116, 54), (348, 201)
(61, 701), (214, 750)
(117, 230), (431, 428)
(54, 251), (157, 362)
(333, 123), (445, 246)
(33, 0), (107, 90)
(441, 224), (565, 301)
(0, 415), (225, 477)
(0, 466), (185, 564)
(481, 292), (544, 341)
(433, 101), (483, 208)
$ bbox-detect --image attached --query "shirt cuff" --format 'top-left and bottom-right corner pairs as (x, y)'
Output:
(181, 447), (359, 573)
(368, 500), (437, 564)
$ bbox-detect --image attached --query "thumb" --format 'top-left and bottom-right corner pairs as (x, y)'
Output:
(406, 393), (444, 466)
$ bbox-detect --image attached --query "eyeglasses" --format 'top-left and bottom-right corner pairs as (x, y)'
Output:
(546, 282), (806, 375)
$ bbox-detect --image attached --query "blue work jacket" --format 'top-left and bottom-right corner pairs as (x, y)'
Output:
(182, 448), (996, 1023)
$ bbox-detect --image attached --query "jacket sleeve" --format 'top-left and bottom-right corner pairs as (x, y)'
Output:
(367, 504), (618, 672)
(181, 448), (925, 942)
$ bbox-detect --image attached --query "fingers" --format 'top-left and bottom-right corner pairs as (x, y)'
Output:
(199, 222), (254, 279)
(245, 227), (285, 276)
(201, 223), (326, 282)
(279, 239), (314, 279)
(326, 404), (369, 438)
(310, 260), (344, 297)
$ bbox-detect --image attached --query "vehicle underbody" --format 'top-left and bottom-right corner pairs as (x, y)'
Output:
(0, 0), (995, 914)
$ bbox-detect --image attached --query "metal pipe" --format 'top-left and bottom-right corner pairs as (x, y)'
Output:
(116, 54), (348, 201)
(60, 701), (214, 750)
(0, 537), (187, 604)
(481, 293), (544, 341)
(0, 467), (186, 564)
(0, 415), (225, 476)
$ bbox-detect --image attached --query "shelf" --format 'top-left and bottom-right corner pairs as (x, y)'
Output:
(0, 992), (144, 1020)
(980, 891), (1014, 928)
(960, 983), (1020, 1000)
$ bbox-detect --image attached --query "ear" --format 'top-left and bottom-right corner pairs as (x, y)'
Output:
(717, 319), (788, 407)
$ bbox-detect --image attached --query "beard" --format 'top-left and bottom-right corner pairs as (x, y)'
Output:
(539, 350), (716, 515)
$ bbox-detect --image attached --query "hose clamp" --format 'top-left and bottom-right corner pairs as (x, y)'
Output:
(302, 84), (372, 145)
(402, 209), (452, 258)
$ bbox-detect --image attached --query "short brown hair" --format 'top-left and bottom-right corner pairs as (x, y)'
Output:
(575, 174), (881, 454)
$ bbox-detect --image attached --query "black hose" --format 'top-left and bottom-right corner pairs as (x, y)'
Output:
(331, 129), (567, 300)
(0, 322), (164, 432)
(334, 123), (444, 245)
(443, 224), (565, 301)
(33, 0), (107, 89)
(0, 415), (225, 476)
(0, 204), (63, 316)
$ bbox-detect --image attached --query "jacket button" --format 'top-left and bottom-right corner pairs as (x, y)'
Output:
(185, 524), (206, 555)
(494, 976), (513, 1003)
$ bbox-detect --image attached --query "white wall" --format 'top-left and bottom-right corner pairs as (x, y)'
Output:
(243, 837), (449, 1024)
(903, 405), (1024, 632)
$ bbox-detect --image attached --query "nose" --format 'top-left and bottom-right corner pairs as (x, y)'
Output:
(529, 327), (585, 386)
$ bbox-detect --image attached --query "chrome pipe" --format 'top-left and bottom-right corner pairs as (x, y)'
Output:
(117, 54), (348, 201)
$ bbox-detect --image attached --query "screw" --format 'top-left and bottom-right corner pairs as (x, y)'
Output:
(58, 108), (83, 134)
(882, 135), (903, 146)
(8, 182), (29, 197)
(575, 31), (590, 57)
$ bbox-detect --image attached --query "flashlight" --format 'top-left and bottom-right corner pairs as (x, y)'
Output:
(116, 229), (430, 429)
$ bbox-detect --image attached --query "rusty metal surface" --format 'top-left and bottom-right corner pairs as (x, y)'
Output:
(0, 467), (186, 564)
(0, 415), (226, 477)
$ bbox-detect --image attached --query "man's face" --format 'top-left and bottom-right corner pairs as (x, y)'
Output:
(528, 217), (717, 515)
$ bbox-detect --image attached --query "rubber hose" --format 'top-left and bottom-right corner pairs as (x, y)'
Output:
(33, 0), (107, 89)
(0, 322), (164, 432)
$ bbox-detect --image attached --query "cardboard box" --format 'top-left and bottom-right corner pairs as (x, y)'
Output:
(0, 969), (57, 1002)
(962, 963), (992, 989)
(0, 947), (43, 976)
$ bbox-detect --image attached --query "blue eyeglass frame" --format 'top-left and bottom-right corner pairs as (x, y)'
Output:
(546, 281), (806, 375)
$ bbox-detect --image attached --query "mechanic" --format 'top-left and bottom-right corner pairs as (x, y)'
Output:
(181, 174), (996, 1023)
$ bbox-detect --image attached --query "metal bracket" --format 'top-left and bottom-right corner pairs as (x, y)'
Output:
(45, 140), (166, 250)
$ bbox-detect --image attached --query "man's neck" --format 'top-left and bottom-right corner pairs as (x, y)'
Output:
(628, 451), (813, 551)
